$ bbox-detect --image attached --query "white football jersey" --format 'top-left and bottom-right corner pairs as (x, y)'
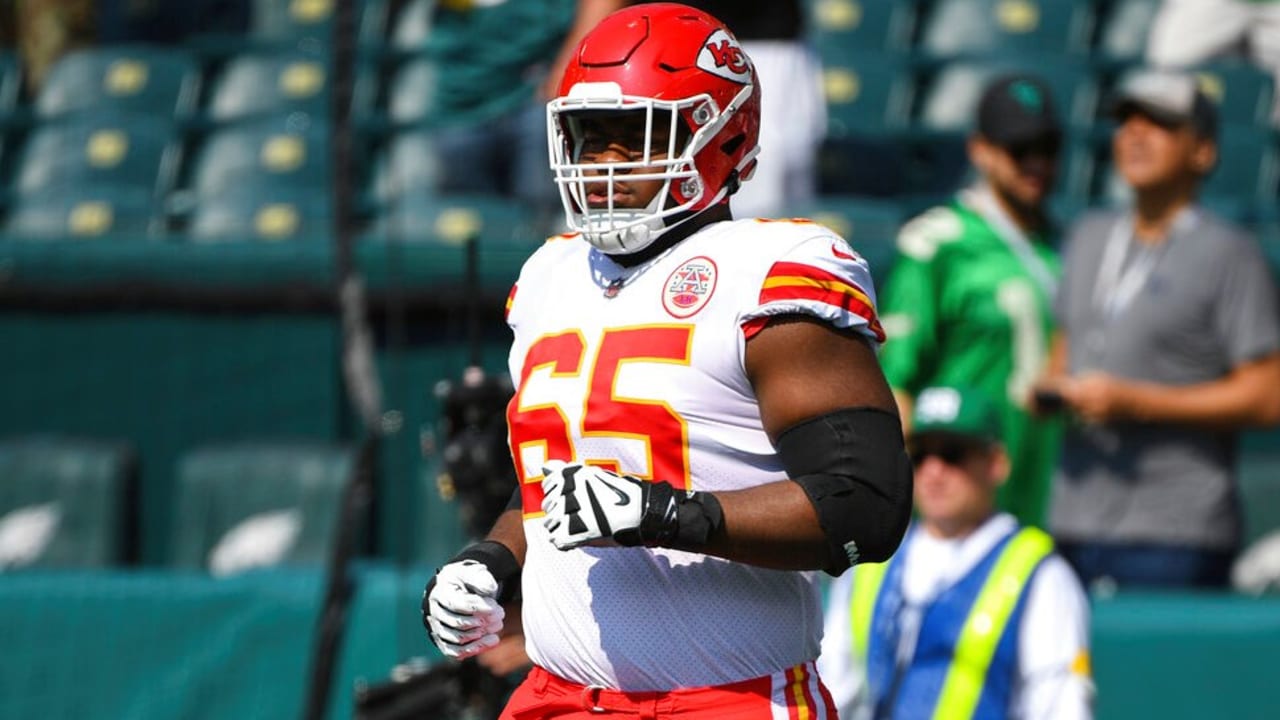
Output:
(505, 217), (884, 691)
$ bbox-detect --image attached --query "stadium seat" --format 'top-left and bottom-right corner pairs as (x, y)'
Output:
(0, 51), (19, 118)
(365, 193), (548, 291)
(793, 196), (909, 287)
(823, 53), (915, 138)
(1, 187), (160, 240)
(1240, 430), (1280, 546)
(916, 0), (1095, 59)
(384, 56), (437, 126)
(0, 436), (136, 570)
(33, 46), (201, 120)
(1093, 0), (1161, 67)
(168, 443), (353, 573)
(1053, 131), (1103, 207)
(368, 128), (444, 206)
(183, 119), (330, 198)
(914, 59), (1098, 135)
(388, 0), (434, 52)
(1193, 63), (1276, 129)
(186, 186), (333, 243)
(367, 193), (543, 247)
(1203, 130), (1280, 215)
(205, 52), (329, 125)
(10, 114), (180, 196)
(806, 0), (919, 60)
(250, 0), (334, 49)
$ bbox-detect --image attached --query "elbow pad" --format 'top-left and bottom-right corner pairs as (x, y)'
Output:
(777, 407), (913, 575)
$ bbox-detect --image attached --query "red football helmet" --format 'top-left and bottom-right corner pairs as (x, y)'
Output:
(546, 3), (761, 254)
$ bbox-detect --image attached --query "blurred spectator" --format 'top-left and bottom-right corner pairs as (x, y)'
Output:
(1145, 0), (1280, 122)
(4, 0), (96, 95)
(1037, 70), (1280, 590)
(878, 75), (1064, 529)
(421, 0), (587, 213)
(820, 386), (1092, 720)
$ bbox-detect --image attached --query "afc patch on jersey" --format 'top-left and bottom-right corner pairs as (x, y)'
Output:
(663, 256), (718, 318)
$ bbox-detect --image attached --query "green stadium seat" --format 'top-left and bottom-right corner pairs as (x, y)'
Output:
(11, 114), (180, 195)
(205, 52), (329, 125)
(823, 53), (915, 138)
(168, 443), (353, 572)
(914, 59), (1098, 135)
(244, 0), (388, 52)
(184, 119), (329, 198)
(0, 436), (136, 569)
(33, 46), (200, 120)
(250, 0), (335, 49)
(1192, 62), (1276, 129)
(1240, 430), (1280, 546)
(1093, 0), (1161, 67)
(385, 56), (437, 126)
(389, 0), (433, 52)
(0, 51), (19, 117)
(364, 193), (546, 291)
(806, 0), (919, 60)
(1, 187), (160, 240)
(793, 195), (909, 288)
(367, 193), (542, 247)
(917, 0), (1095, 59)
(368, 128), (443, 206)
(186, 186), (332, 243)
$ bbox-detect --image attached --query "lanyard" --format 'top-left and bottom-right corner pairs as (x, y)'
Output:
(1091, 209), (1195, 320)
(961, 186), (1059, 300)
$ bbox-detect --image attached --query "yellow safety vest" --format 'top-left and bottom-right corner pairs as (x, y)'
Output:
(849, 526), (1054, 720)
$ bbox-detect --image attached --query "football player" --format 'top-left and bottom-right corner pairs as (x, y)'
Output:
(424, 4), (912, 717)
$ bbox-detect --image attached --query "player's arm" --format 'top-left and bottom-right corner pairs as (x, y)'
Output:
(421, 498), (527, 661)
(539, 315), (913, 573)
(711, 314), (911, 572)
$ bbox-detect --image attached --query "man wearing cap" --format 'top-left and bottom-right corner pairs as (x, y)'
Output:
(878, 74), (1064, 530)
(1034, 69), (1280, 589)
(819, 386), (1093, 720)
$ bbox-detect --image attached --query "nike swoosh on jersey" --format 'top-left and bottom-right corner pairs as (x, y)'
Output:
(831, 242), (858, 261)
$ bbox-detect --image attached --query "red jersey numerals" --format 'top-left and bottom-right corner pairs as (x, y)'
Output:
(507, 325), (694, 516)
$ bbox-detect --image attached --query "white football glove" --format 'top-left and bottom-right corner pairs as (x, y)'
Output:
(540, 461), (679, 550)
(422, 559), (506, 660)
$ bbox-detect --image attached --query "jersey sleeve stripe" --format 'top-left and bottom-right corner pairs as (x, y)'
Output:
(505, 283), (518, 321)
(758, 285), (886, 342)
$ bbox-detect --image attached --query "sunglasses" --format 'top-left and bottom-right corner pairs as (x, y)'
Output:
(909, 439), (988, 467)
(1006, 136), (1062, 161)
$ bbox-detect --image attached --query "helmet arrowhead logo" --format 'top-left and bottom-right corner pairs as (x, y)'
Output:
(697, 30), (752, 85)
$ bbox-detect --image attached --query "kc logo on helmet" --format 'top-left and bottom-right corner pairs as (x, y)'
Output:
(697, 30), (752, 85)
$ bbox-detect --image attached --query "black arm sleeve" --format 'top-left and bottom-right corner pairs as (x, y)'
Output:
(776, 406), (913, 575)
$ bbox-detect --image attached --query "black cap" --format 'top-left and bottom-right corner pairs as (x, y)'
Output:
(976, 74), (1062, 148)
(1109, 69), (1218, 140)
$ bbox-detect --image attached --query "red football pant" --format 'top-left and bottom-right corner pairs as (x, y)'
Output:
(499, 662), (838, 720)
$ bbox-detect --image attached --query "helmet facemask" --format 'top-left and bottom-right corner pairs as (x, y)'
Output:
(548, 82), (750, 254)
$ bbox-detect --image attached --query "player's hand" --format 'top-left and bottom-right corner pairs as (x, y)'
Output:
(422, 560), (506, 660)
(540, 461), (678, 550)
